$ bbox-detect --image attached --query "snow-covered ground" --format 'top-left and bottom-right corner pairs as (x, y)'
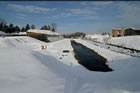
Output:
(84, 34), (109, 42)
(74, 39), (140, 93)
(0, 47), (65, 93)
(74, 39), (130, 61)
(46, 39), (82, 67)
(84, 34), (140, 56)
(108, 36), (140, 50)
(0, 36), (140, 93)
(0, 31), (6, 35)
(0, 31), (26, 36)
(10, 32), (27, 35)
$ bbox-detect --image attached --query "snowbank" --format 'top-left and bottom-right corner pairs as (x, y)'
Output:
(0, 36), (46, 49)
(0, 31), (26, 36)
(46, 39), (81, 67)
(28, 29), (61, 35)
(10, 32), (27, 35)
(0, 47), (65, 93)
(74, 39), (130, 61)
(0, 31), (6, 35)
(85, 34), (109, 42)
(108, 36), (140, 50)
(0, 36), (80, 67)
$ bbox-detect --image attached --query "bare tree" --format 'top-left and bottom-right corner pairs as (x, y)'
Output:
(0, 18), (6, 25)
(51, 23), (56, 32)
(0, 18), (7, 31)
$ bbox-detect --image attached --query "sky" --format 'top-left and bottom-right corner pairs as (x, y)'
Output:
(0, 1), (140, 34)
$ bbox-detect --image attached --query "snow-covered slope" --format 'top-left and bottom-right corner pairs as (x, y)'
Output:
(46, 39), (81, 67)
(0, 47), (65, 93)
(0, 31), (26, 36)
(0, 31), (6, 35)
(0, 36), (80, 67)
(10, 32), (27, 35)
(108, 36), (140, 50)
(74, 39), (130, 61)
(85, 34), (109, 42)
(0, 36), (46, 49)
(0, 36), (140, 93)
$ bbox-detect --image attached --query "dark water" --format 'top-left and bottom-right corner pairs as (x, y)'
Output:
(71, 40), (112, 72)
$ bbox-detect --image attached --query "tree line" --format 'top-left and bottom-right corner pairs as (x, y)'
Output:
(0, 18), (56, 33)
(64, 32), (86, 38)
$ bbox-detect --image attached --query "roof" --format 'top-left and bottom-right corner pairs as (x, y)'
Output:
(128, 27), (135, 30)
(27, 29), (61, 35)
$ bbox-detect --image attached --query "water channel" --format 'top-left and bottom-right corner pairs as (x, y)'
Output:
(71, 40), (113, 72)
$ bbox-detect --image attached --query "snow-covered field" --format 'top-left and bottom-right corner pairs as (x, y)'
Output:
(0, 31), (26, 36)
(0, 31), (6, 35)
(108, 36), (140, 50)
(0, 36), (140, 93)
(84, 34), (140, 56)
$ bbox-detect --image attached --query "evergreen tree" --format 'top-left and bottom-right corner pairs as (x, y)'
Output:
(0, 18), (6, 31)
(15, 26), (20, 33)
(0, 18), (21, 33)
(21, 27), (25, 32)
(48, 25), (51, 30)
(40, 26), (44, 30)
(44, 25), (48, 30)
(40, 26), (43, 30)
(8, 23), (14, 33)
(1, 25), (8, 33)
(40, 25), (48, 30)
(31, 24), (35, 29)
(25, 24), (30, 31)
(0, 23), (3, 31)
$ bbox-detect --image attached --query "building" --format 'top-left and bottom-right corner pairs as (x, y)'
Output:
(125, 28), (140, 36)
(111, 27), (140, 37)
(26, 29), (63, 42)
(106, 27), (140, 42)
(112, 28), (125, 37)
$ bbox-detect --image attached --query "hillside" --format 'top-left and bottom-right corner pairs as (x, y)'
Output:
(0, 36), (140, 93)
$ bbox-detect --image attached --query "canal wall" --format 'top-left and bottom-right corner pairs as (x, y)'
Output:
(71, 40), (107, 62)
(71, 40), (112, 72)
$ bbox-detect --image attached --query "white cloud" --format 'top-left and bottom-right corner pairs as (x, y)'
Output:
(65, 8), (97, 20)
(83, 15), (97, 20)
(16, 14), (27, 19)
(91, 1), (112, 5)
(70, 8), (96, 15)
(80, 1), (112, 6)
(80, 2), (88, 5)
(60, 13), (73, 16)
(42, 8), (97, 20)
(118, 2), (140, 28)
(42, 12), (74, 19)
(8, 4), (56, 14)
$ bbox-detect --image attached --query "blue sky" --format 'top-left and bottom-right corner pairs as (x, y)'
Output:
(0, 1), (140, 34)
